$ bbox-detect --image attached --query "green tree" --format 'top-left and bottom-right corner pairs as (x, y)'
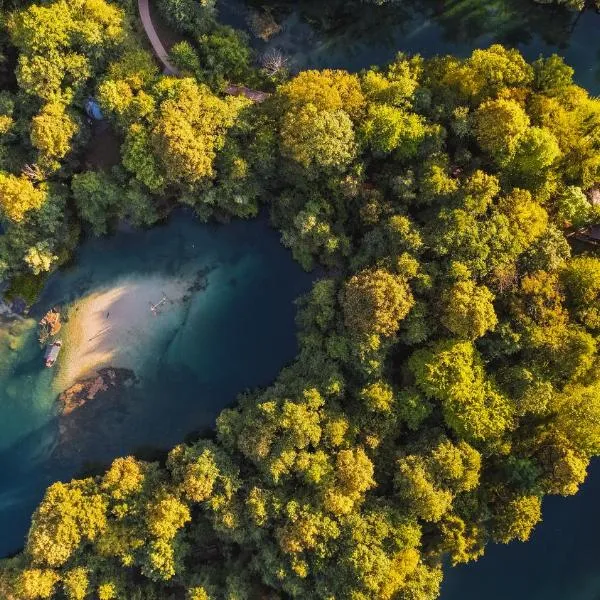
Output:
(27, 479), (107, 567)
(561, 256), (600, 330)
(17, 569), (59, 600)
(510, 126), (561, 180)
(146, 495), (191, 540)
(280, 104), (357, 172)
(150, 79), (246, 186)
(555, 186), (592, 228)
(342, 268), (414, 337)
(441, 280), (498, 339)
(361, 104), (427, 157)
(360, 381), (395, 413)
(537, 435), (588, 496)
(196, 26), (252, 85)
(217, 388), (324, 483)
(24, 242), (57, 274)
(157, 0), (216, 35)
(63, 567), (89, 600)
(10, 0), (125, 99)
(409, 340), (514, 442)
(30, 101), (79, 163)
(71, 171), (120, 236)
(491, 495), (541, 544)
(280, 69), (365, 119)
(395, 438), (480, 523)
(0, 173), (47, 223)
(474, 98), (529, 162)
(122, 124), (165, 192)
(463, 45), (533, 100)
(167, 440), (239, 504)
(552, 382), (600, 457)
(533, 54), (574, 93)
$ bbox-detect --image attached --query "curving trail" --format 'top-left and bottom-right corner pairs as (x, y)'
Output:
(137, 0), (271, 102)
(138, 0), (179, 75)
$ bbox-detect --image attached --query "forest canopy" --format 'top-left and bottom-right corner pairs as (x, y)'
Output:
(0, 0), (600, 599)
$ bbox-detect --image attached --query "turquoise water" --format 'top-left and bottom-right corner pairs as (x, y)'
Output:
(0, 212), (314, 556)
(217, 1), (600, 598)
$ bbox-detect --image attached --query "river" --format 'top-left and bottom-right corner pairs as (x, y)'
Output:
(214, 0), (600, 598)
(0, 213), (314, 556)
(220, 0), (600, 91)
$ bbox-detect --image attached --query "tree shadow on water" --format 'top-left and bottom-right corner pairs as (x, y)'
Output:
(243, 0), (580, 60)
(428, 0), (576, 48)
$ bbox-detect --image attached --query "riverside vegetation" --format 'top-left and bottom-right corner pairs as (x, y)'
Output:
(1, 0), (600, 599)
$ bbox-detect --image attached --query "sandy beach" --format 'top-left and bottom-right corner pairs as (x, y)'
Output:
(54, 275), (192, 392)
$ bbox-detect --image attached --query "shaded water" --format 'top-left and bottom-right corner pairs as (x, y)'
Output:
(217, 1), (600, 597)
(0, 213), (313, 556)
(442, 460), (600, 600)
(220, 0), (600, 92)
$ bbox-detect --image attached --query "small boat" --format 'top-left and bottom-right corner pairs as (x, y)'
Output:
(44, 340), (62, 367)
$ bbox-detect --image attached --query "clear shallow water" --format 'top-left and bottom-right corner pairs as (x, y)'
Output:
(0, 212), (313, 556)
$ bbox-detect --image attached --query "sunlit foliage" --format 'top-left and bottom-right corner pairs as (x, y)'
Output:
(1, 19), (600, 600)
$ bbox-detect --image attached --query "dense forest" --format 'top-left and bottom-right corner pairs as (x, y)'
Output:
(1, 0), (600, 598)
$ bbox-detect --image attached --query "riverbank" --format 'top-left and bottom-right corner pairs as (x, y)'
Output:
(0, 213), (313, 557)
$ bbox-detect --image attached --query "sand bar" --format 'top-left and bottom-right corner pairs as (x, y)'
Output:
(54, 275), (191, 392)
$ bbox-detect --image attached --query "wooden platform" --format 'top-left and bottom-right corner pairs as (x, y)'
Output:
(225, 85), (271, 103)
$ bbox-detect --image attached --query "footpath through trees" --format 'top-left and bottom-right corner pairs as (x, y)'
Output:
(137, 0), (271, 102)
(138, 0), (178, 75)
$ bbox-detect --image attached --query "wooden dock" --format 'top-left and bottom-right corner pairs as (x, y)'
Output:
(225, 85), (271, 103)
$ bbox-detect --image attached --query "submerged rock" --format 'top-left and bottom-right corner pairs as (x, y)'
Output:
(58, 367), (137, 416)
(54, 367), (138, 460)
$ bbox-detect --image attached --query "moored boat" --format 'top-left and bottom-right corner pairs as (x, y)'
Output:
(44, 340), (62, 367)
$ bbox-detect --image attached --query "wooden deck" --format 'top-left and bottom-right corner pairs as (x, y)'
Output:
(225, 85), (271, 103)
